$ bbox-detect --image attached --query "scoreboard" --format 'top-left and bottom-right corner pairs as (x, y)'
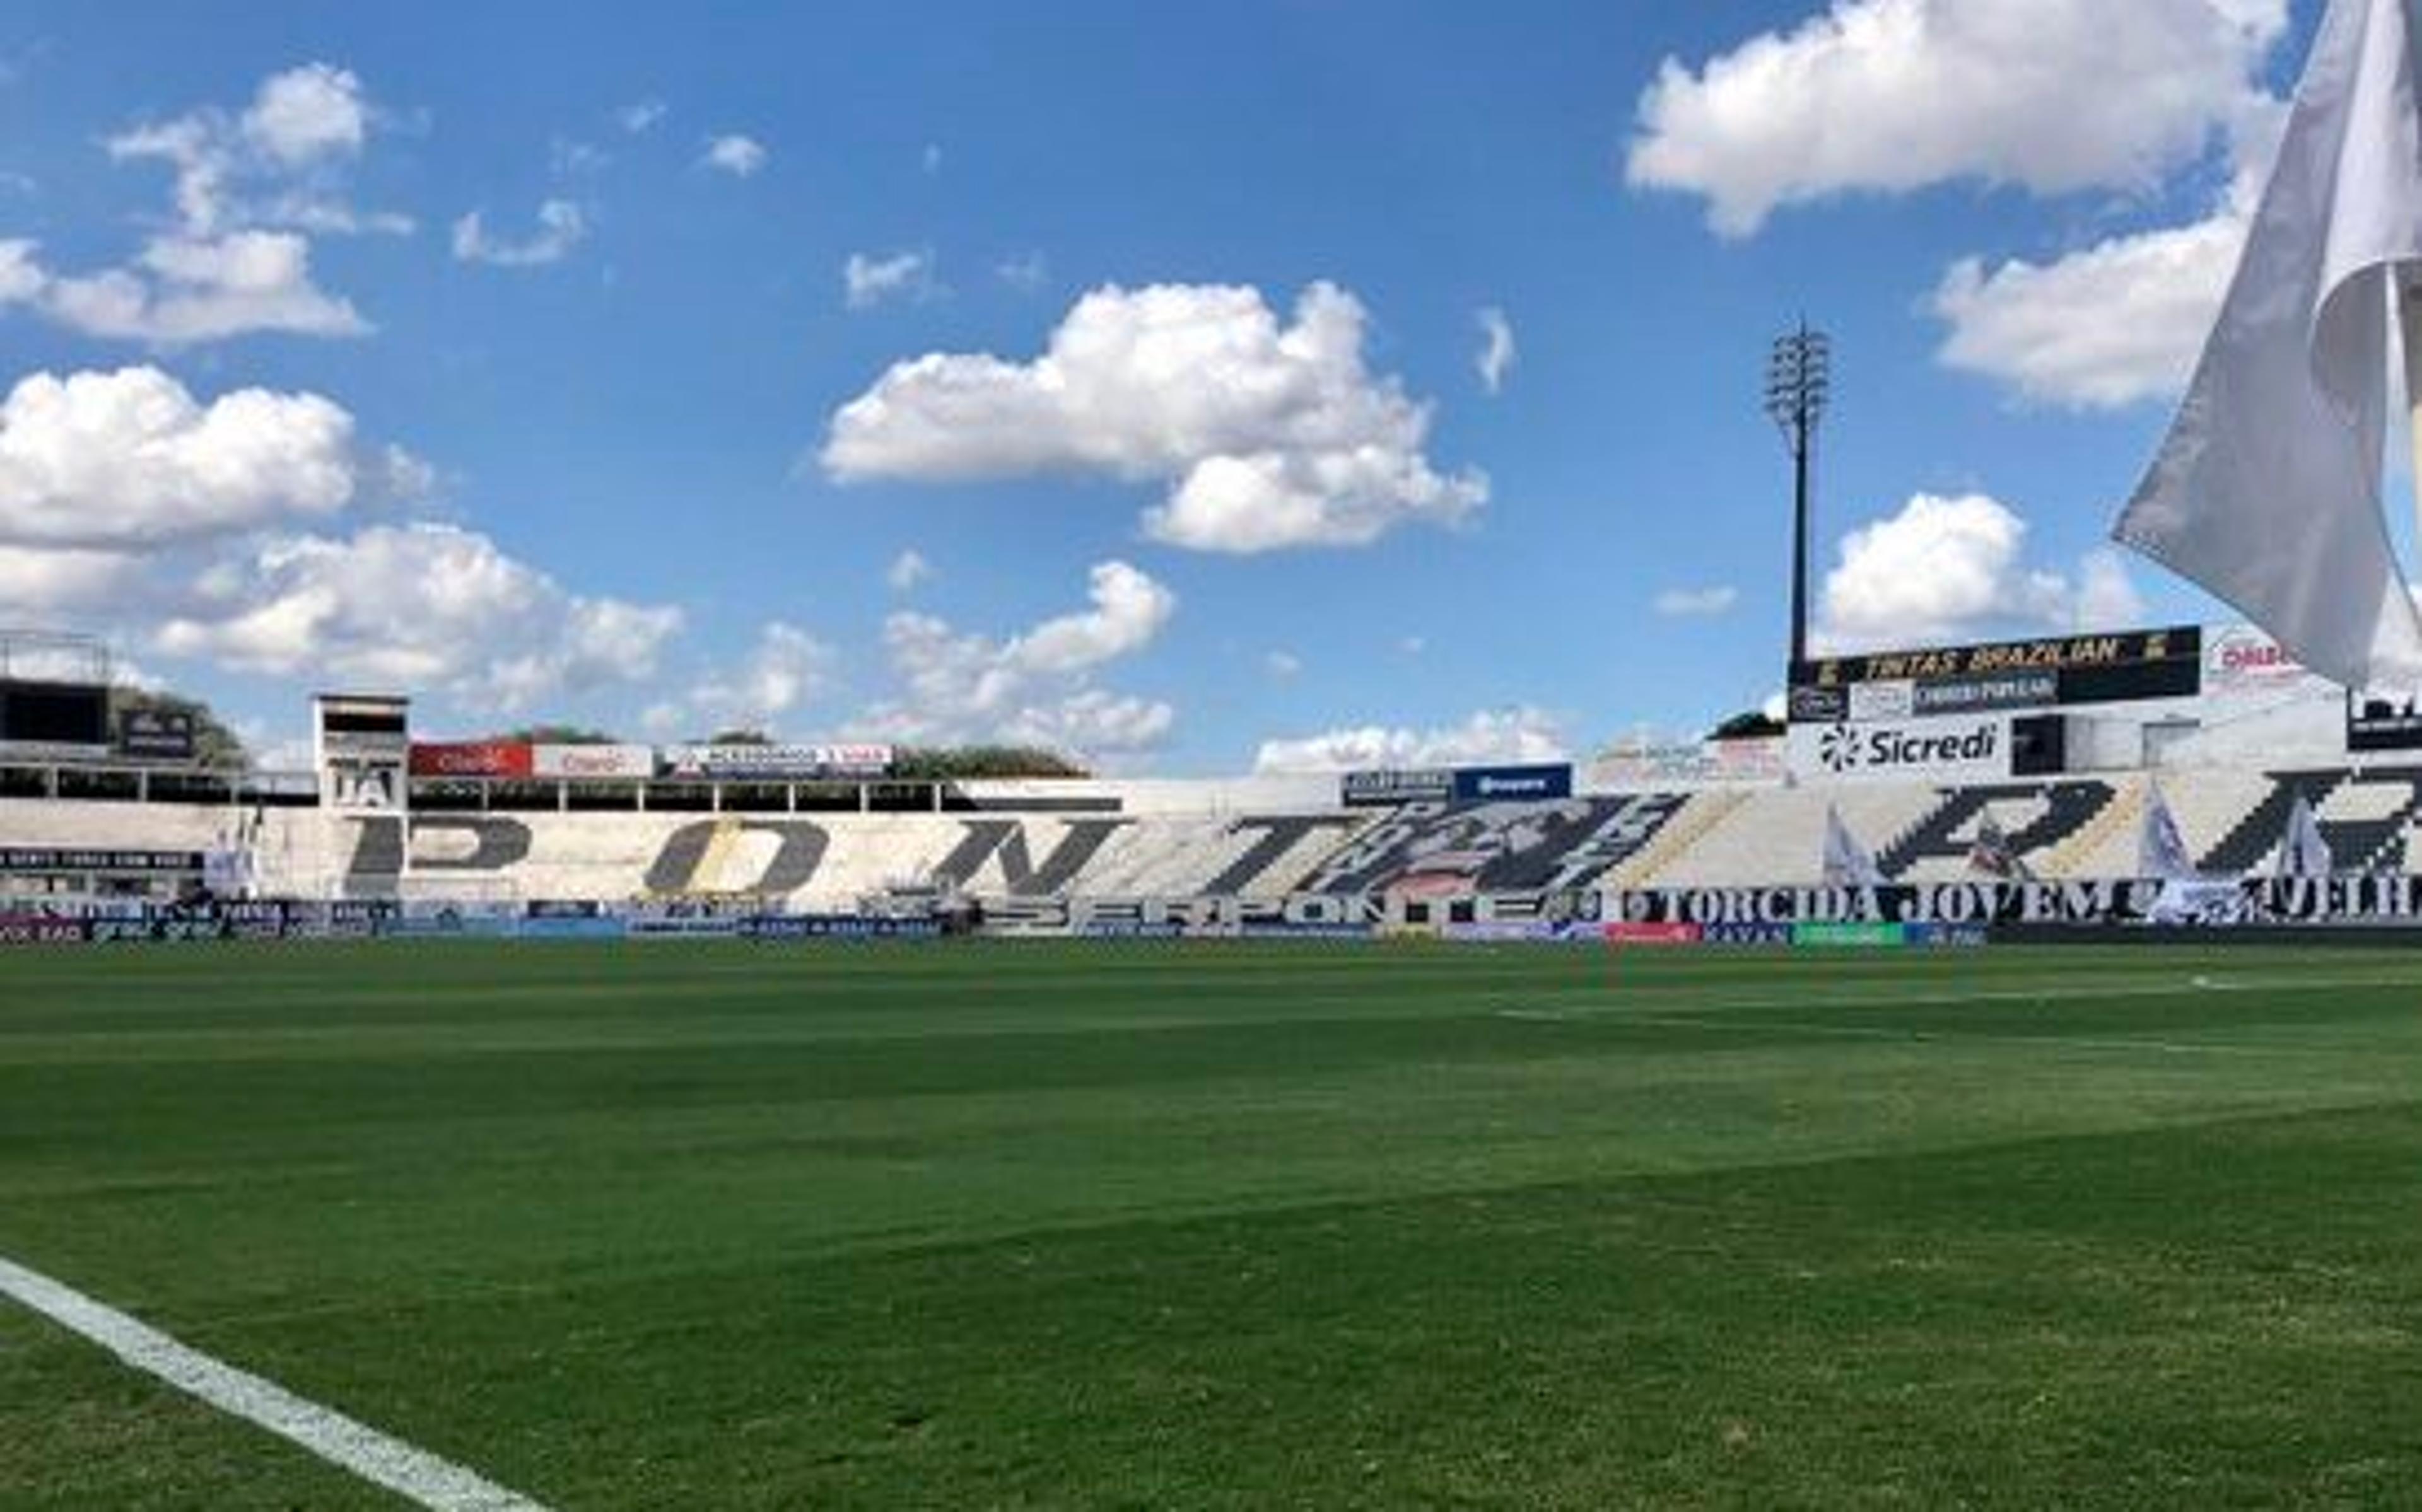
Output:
(0, 678), (110, 752)
(1789, 627), (2204, 723)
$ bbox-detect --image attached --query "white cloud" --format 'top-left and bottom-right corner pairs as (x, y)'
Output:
(1009, 559), (1174, 674)
(1815, 492), (2147, 652)
(850, 560), (1176, 755)
(843, 248), (938, 308)
(1253, 706), (1569, 774)
(1931, 210), (2247, 409)
(616, 98), (667, 135)
(156, 523), (681, 711)
(0, 366), (360, 549)
(2074, 546), (2148, 630)
(701, 134), (768, 177)
(1627, 0), (2285, 236)
(1654, 584), (1740, 617)
(1265, 649), (1302, 678)
(0, 545), (143, 612)
(0, 364), (672, 718)
(0, 66), (398, 346)
(0, 239), (44, 305)
(995, 252), (1048, 294)
(1926, 103), (2284, 409)
(452, 200), (587, 267)
(1475, 306), (1516, 395)
(823, 281), (1487, 553)
(1000, 689), (1173, 753)
(37, 231), (369, 344)
(684, 621), (834, 731)
(240, 62), (368, 165)
(886, 548), (933, 592)
(107, 62), (400, 239)
(551, 136), (611, 177)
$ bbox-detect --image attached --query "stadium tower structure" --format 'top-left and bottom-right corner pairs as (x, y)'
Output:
(1765, 322), (1828, 673)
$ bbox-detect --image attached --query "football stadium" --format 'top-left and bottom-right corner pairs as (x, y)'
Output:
(14, 1), (2422, 1508)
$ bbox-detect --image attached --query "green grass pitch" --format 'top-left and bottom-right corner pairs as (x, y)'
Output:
(4, 939), (2422, 1508)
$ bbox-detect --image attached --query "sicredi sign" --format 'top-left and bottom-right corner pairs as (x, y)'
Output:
(1789, 715), (2010, 783)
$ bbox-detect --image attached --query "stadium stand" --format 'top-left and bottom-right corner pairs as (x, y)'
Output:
(16, 762), (2422, 909)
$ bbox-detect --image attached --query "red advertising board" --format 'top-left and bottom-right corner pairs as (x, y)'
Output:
(1603, 921), (1704, 947)
(408, 741), (534, 778)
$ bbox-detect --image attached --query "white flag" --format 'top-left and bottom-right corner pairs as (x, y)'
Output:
(2115, 0), (2422, 694)
(2277, 791), (2336, 876)
(1822, 803), (1883, 887)
(2139, 782), (2200, 881)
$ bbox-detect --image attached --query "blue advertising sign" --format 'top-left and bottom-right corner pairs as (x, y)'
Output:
(1450, 764), (1573, 803)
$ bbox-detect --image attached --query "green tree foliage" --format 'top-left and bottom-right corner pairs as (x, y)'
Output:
(494, 724), (621, 745)
(1707, 710), (1784, 741)
(890, 745), (1092, 780)
(110, 688), (248, 766)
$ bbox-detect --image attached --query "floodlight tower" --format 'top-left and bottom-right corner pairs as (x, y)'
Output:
(1765, 323), (1830, 672)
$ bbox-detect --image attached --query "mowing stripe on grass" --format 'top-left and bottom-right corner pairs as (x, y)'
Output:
(0, 1252), (549, 1512)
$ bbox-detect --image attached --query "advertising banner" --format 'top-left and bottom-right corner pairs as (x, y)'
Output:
(0, 847), (202, 873)
(1604, 921), (1703, 946)
(1343, 767), (1454, 806)
(658, 743), (894, 779)
(736, 914), (948, 939)
(1700, 921), (1794, 947)
(626, 916), (746, 938)
(0, 914), (85, 945)
(409, 741), (535, 779)
(532, 743), (655, 780)
(1787, 715), (2010, 783)
(1847, 680), (1916, 722)
(117, 708), (197, 762)
(1439, 920), (1569, 943)
(2203, 624), (2321, 697)
(1793, 921), (1906, 948)
(515, 916), (628, 941)
(1592, 738), (1788, 788)
(2348, 689), (2422, 752)
(1787, 685), (1847, 723)
(1451, 764), (1574, 803)
(1905, 922), (1992, 948)
(1910, 670), (2059, 716)
(1792, 625), (2201, 712)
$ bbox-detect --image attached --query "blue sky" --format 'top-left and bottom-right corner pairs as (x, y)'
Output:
(0, 1), (2339, 771)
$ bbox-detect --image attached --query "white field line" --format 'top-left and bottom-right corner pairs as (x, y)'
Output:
(1490, 969), (2422, 1057)
(0, 1253), (549, 1511)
